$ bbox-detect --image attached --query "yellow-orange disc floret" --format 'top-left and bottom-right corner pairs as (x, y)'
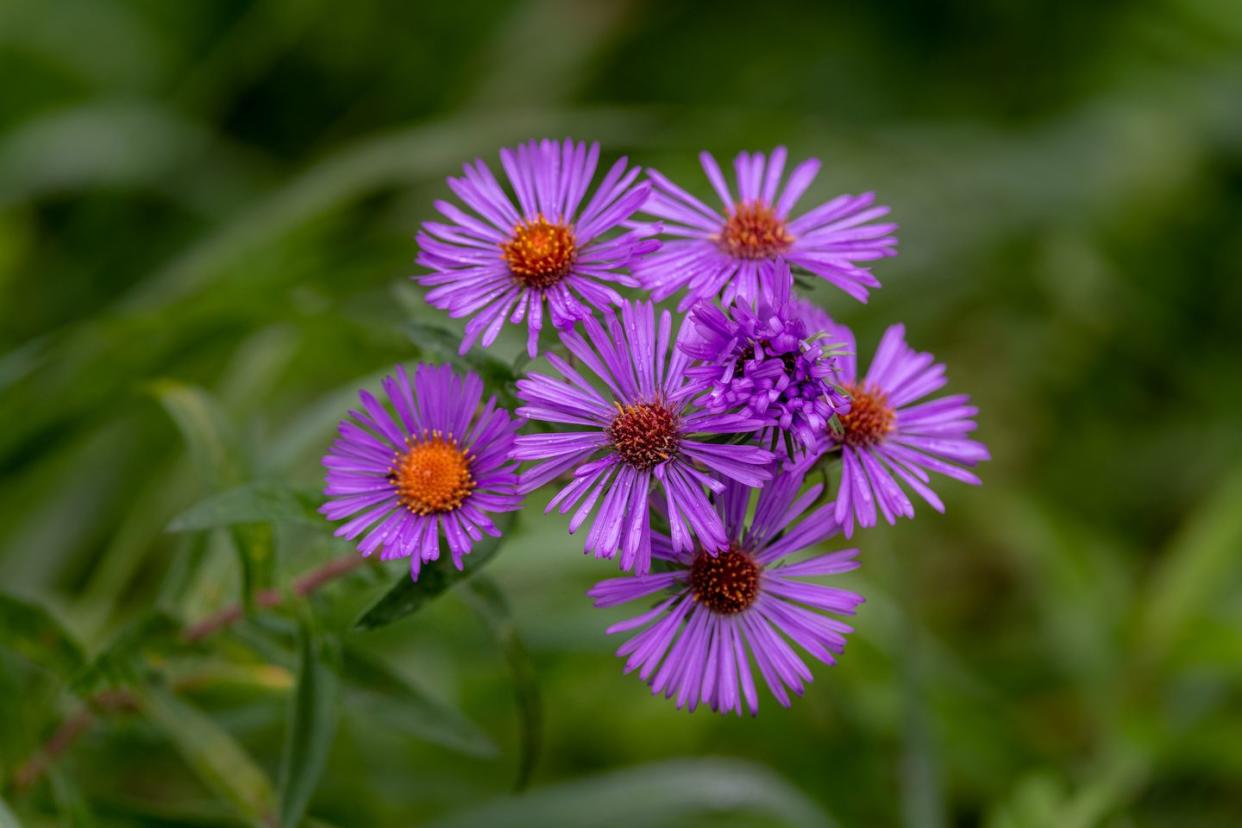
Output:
(501, 215), (577, 289)
(838, 383), (896, 448)
(391, 432), (476, 515)
(715, 201), (794, 260)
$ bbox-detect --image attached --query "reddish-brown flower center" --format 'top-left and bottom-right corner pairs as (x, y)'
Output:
(606, 401), (680, 471)
(690, 544), (761, 615)
(390, 432), (475, 515)
(716, 200), (794, 259)
(501, 215), (576, 289)
(838, 382), (896, 448)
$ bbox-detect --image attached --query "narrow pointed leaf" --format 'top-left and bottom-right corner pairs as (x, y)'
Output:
(168, 481), (323, 532)
(278, 617), (340, 828)
(148, 379), (273, 599)
(343, 646), (496, 757)
(69, 611), (180, 696)
(461, 575), (541, 790)
(423, 758), (834, 828)
(147, 380), (244, 488)
(138, 685), (276, 825)
(354, 512), (516, 630)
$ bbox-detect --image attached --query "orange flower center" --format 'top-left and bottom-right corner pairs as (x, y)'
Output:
(501, 215), (576, 289)
(391, 433), (475, 515)
(606, 401), (680, 471)
(716, 200), (794, 259)
(690, 545), (760, 615)
(838, 383), (895, 448)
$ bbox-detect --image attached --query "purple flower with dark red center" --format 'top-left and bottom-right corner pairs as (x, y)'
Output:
(589, 466), (863, 715)
(512, 300), (774, 575)
(636, 147), (897, 310)
(320, 364), (522, 578)
(416, 138), (659, 357)
(818, 322), (990, 537)
(680, 264), (850, 455)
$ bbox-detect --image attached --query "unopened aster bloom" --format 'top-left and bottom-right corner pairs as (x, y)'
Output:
(416, 138), (658, 357)
(637, 147), (897, 310)
(680, 264), (850, 455)
(321, 365), (521, 578)
(589, 467), (863, 715)
(512, 300), (774, 574)
(819, 322), (990, 537)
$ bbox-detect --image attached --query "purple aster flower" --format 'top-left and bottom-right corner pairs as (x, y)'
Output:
(320, 364), (522, 578)
(512, 300), (774, 575)
(819, 322), (990, 537)
(588, 466), (863, 715)
(789, 295), (835, 337)
(416, 138), (659, 357)
(636, 147), (898, 310)
(679, 263), (850, 455)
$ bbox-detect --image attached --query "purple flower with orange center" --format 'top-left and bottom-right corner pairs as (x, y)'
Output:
(589, 467), (863, 715)
(818, 322), (990, 537)
(416, 138), (659, 357)
(636, 147), (898, 310)
(512, 300), (774, 574)
(320, 364), (521, 578)
(680, 264), (850, 456)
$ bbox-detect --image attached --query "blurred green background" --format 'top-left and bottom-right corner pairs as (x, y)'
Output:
(3, 0), (1242, 826)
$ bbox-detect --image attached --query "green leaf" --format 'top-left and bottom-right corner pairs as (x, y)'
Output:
(148, 379), (274, 600)
(277, 617), (340, 828)
(342, 646), (496, 758)
(1137, 463), (1242, 666)
(138, 684), (276, 826)
(48, 767), (95, 828)
(168, 481), (323, 532)
(423, 758), (835, 828)
(461, 576), (541, 790)
(0, 593), (85, 679)
(0, 795), (22, 828)
(354, 512), (516, 631)
(69, 611), (180, 696)
(405, 321), (519, 407)
(147, 380), (243, 488)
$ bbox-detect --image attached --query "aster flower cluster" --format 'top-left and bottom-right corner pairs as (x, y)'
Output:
(319, 138), (989, 716)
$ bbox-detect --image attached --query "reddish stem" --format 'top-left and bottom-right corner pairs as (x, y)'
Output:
(11, 552), (365, 792)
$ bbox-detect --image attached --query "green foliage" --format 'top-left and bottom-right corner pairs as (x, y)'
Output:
(341, 646), (497, 757)
(168, 481), (324, 532)
(0, 795), (21, 828)
(278, 617), (340, 828)
(138, 684), (276, 826)
(462, 576), (542, 790)
(1, 0), (1241, 825)
(422, 758), (836, 828)
(0, 593), (84, 679)
(68, 611), (180, 696)
(355, 512), (517, 630)
(406, 321), (521, 408)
